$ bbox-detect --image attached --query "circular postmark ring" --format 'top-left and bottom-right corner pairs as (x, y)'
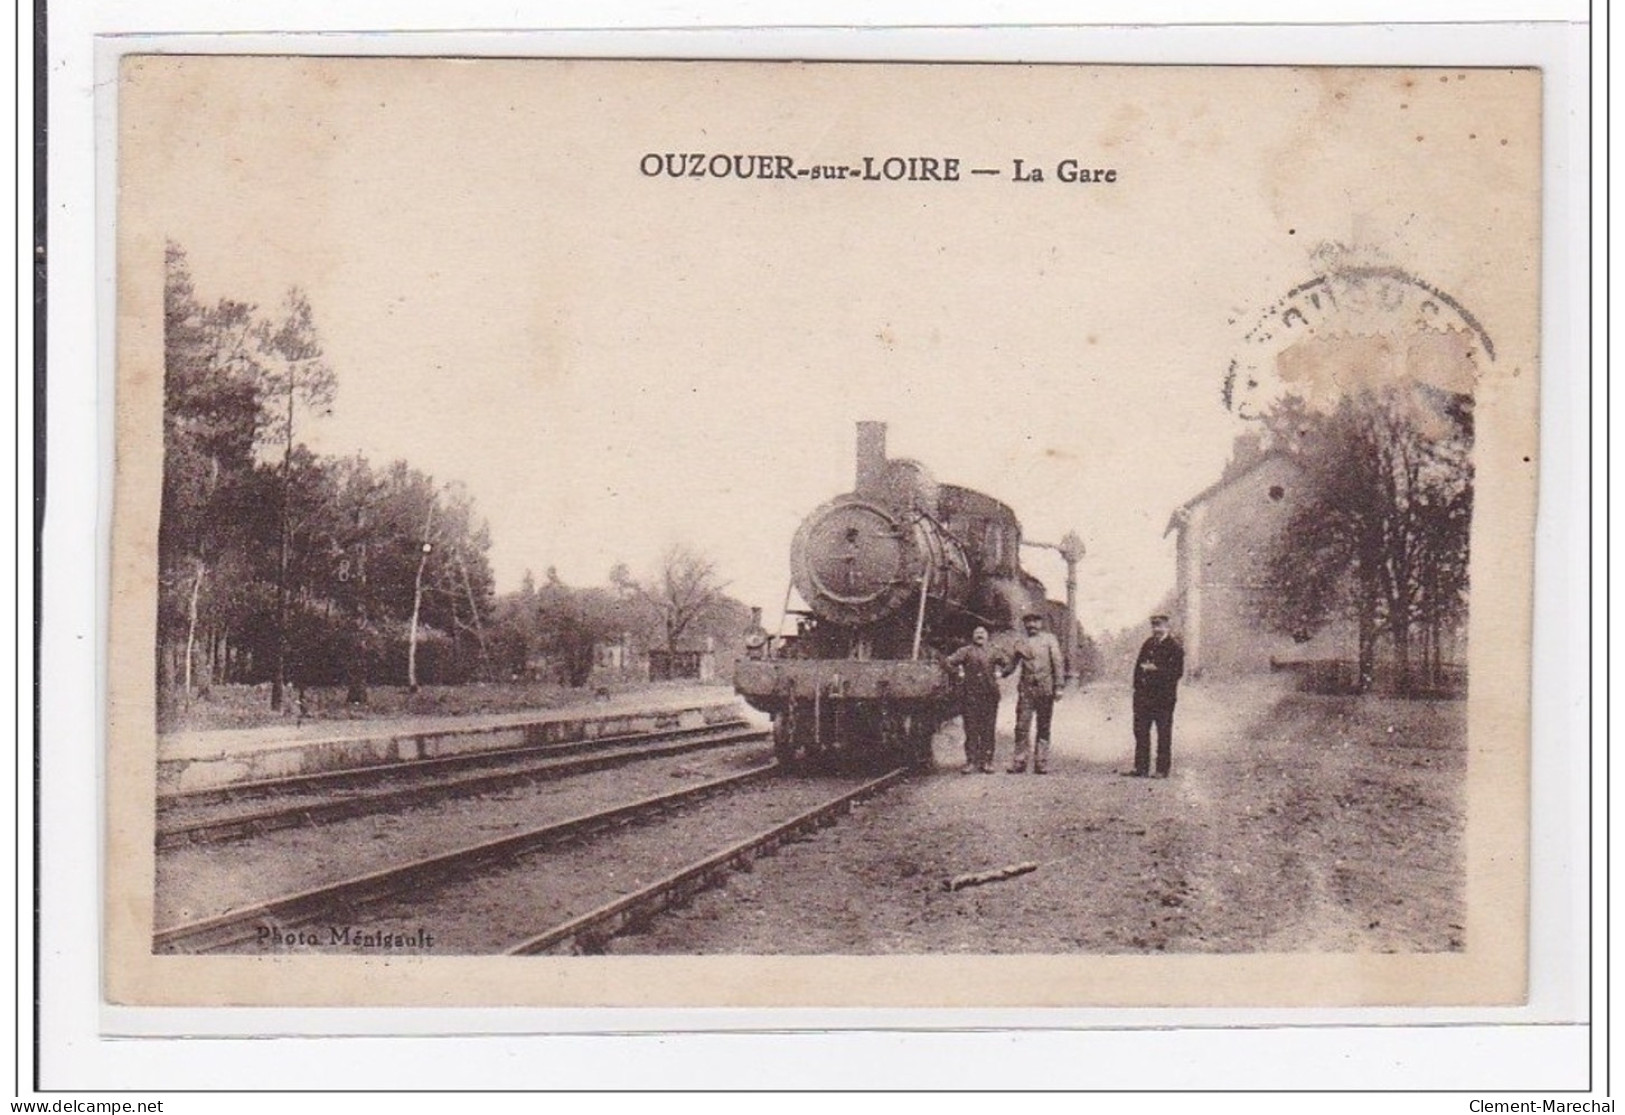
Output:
(1224, 265), (1495, 419)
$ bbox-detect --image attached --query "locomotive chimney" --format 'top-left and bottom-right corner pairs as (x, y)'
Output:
(855, 421), (887, 496)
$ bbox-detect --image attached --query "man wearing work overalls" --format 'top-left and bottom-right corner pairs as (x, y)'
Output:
(1008, 609), (1063, 774)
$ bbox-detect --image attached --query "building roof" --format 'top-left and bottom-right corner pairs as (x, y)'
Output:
(1163, 450), (1298, 537)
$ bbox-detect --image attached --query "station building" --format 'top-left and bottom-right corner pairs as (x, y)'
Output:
(1164, 453), (1350, 678)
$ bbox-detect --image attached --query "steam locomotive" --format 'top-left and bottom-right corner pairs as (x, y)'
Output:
(735, 422), (1064, 770)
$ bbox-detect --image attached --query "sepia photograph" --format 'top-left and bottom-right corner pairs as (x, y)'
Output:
(105, 55), (1541, 1008)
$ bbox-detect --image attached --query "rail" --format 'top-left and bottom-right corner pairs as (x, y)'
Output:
(161, 717), (755, 808)
(152, 764), (777, 954)
(156, 724), (769, 850)
(507, 767), (908, 955)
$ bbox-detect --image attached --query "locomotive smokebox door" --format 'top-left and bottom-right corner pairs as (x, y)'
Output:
(792, 499), (916, 628)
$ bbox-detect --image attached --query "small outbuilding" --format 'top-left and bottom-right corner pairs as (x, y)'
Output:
(647, 637), (718, 683)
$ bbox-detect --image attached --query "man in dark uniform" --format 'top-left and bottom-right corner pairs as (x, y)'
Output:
(943, 625), (1009, 774)
(1126, 613), (1184, 778)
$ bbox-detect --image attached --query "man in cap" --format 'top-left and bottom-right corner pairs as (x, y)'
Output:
(944, 625), (1009, 774)
(1126, 613), (1185, 777)
(1007, 607), (1064, 774)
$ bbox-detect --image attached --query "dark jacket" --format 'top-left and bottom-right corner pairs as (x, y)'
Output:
(945, 643), (1008, 703)
(1132, 635), (1184, 705)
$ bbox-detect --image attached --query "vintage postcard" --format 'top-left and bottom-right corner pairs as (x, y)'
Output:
(107, 56), (1540, 1007)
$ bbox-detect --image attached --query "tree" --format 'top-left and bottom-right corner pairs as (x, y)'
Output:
(1257, 383), (1472, 694)
(1073, 630), (1103, 685)
(612, 544), (730, 654)
(260, 288), (337, 711)
(535, 570), (624, 687)
(157, 246), (505, 715)
(305, 459), (495, 695)
(427, 483), (496, 670)
(159, 243), (269, 700)
(485, 568), (629, 688)
(488, 572), (541, 680)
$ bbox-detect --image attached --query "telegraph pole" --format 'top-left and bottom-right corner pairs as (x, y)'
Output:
(1022, 530), (1086, 685)
(406, 480), (444, 694)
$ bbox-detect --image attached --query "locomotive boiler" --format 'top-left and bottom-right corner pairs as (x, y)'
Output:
(736, 422), (1062, 769)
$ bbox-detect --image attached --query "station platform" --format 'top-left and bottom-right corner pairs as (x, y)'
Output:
(156, 684), (754, 796)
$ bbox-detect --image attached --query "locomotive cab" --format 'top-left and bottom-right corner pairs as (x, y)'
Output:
(736, 422), (1057, 771)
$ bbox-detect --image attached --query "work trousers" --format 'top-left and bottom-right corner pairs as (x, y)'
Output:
(1012, 692), (1054, 771)
(961, 698), (998, 766)
(1132, 696), (1175, 775)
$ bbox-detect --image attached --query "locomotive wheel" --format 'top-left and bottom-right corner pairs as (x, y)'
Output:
(774, 701), (824, 772)
(906, 715), (937, 771)
(855, 704), (905, 774)
(887, 709), (918, 773)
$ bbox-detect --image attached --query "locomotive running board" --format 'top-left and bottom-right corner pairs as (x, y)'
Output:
(735, 659), (946, 702)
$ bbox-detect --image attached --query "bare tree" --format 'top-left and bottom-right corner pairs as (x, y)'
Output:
(1258, 385), (1472, 694)
(429, 483), (494, 666)
(613, 544), (730, 654)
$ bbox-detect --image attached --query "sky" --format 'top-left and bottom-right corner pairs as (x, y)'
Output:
(120, 58), (1540, 635)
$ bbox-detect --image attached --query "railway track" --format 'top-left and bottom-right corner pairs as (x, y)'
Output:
(153, 765), (906, 955)
(509, 767), (907, 955)
(156, 720), (768, 850)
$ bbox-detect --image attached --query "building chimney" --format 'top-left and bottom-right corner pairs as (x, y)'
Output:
(855, 421), (887, 495)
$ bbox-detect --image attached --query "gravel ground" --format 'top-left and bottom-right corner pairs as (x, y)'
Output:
(626, 676), (1465, 955)
(222, 774), (873, 954)
(161, 675), (1466, 955)
(154, 739), (773, 928)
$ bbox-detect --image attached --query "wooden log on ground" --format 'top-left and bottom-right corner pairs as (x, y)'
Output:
(943, 861), (1040, 892)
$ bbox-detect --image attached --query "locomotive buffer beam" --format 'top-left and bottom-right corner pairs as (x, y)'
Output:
(735, 659), (947, 706)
